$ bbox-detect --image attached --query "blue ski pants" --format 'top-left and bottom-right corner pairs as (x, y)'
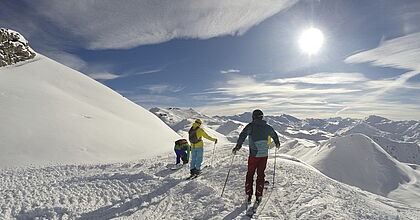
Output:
(190, 147), (204, 170)
(175, 149), (187, 164)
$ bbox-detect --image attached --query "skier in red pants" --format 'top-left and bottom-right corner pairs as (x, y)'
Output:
(232, 109), (280, 205)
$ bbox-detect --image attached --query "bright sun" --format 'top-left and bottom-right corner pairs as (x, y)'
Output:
(298, 28), (324, 55)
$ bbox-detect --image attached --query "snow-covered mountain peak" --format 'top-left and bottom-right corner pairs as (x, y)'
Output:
(365, 115), (391, 124)
(0, 53), (179, 168)
(305, 134), (415, 197)
(0, 28), (36, 67)
(150, 106), (241, 144)
(150, 107), (213, 127)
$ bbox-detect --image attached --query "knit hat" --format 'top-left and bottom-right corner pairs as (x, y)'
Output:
(252, 109), (264, 120)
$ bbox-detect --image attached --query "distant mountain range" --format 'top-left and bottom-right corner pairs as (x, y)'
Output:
(151, 107), (420, 165)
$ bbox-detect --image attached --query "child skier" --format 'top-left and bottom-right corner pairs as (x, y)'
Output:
(173, 139), (190, 169)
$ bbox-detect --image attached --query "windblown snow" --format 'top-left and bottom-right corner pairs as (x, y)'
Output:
(0, 55), (179, 167)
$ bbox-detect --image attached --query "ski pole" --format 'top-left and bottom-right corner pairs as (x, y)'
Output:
(221, 154), (235, 197)
(210, 142), (217, 167)
(273, 146), (277, 188)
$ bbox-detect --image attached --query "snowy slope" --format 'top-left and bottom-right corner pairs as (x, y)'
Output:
(0, 55), (179, 167)
(1, 147), (419, 219)
(300, 134), (420, 207)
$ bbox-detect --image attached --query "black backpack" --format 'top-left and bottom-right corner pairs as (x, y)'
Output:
(188, 127), (201, 144)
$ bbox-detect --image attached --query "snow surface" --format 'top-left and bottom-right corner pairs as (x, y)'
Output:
(2, 144), (419, 219)
(0, 55), (179, 167)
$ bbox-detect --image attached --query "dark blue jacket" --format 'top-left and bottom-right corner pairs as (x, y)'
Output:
(237, 119), (280, 157)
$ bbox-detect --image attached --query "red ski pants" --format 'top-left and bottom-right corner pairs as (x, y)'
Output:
(245, 156), (268, 197)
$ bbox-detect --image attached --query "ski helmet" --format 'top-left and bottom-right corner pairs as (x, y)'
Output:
(252, 109), (264, 120)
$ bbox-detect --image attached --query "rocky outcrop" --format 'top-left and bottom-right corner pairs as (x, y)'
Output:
(0, 28), (36, 67)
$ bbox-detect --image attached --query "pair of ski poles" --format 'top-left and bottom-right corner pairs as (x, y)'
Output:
(221, 147), (278, 197)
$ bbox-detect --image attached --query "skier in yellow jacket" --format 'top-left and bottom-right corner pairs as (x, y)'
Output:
(188, 119), (217, 177)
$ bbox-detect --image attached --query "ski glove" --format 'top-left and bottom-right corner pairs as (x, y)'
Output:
(232, 144), (241, 155)
(215, 139), (218, 144)
(276, 143), (280, 149)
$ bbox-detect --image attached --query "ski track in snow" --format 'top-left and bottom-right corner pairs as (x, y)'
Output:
(1, 145), (419, 220)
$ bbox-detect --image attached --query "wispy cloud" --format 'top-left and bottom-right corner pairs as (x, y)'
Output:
(195, 69), (420, 119)
(207, 75), (362, 97)
(143, 84), (184, 94)
(195, 73), (369, 117)
(22, 0), (298, 50)
(122, 93), (180, 106)
(44, 50), (87, 70)
(87, 68), (163, 81)
(273, 72), (368, 85)
(220, 69), (240, 74)
(343, 32), (420, 116)
(346, 32), (420, 71)
(88, 72), (120, 80)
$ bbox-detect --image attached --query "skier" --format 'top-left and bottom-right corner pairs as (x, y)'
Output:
(232, 109), (280, 206)
(188, 119), (217, 177)
(173, 139), (190, 169)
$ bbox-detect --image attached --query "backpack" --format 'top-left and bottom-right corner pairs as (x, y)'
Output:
(188, 127), (201, 144)
(175, 139), (189, 151)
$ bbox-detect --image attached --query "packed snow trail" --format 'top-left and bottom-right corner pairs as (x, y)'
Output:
(1, 144), (419, 219)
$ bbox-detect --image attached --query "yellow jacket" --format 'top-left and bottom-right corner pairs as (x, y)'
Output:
(190, 122), (217, 148)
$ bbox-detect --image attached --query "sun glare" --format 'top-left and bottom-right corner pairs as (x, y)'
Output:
(298, 28), (324, 55)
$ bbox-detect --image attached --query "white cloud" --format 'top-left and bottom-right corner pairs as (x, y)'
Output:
(343, 32), (420, 116)
(24, 0), (298, 49)
(144, 84), (184, 94)
(220, 69), (240, 74)
(43, 50), (87, 70)
(87, 68), (163, 81)
(346, 32), (420, 71)
(207, 75), (361, 98)
(273, 72), (368, 84)
(88, 72), (120, 80)
(195, 74), (367, 117)
(195, 71), (420, 119)
(126, 94), (179, 105)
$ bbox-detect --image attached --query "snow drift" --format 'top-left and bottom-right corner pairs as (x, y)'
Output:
(0, 54), (179, 167)
(303, 134), (415, 196)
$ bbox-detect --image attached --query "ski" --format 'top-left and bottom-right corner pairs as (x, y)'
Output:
(170, 164), (184, 170)
(264, 180), (270, 189)
(246, 201), (260, 218)
(185, 174), (199, 180)
(244, 181), (269, 218)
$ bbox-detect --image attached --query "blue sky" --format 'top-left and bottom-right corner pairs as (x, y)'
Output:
(1, 0), (419, 120)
